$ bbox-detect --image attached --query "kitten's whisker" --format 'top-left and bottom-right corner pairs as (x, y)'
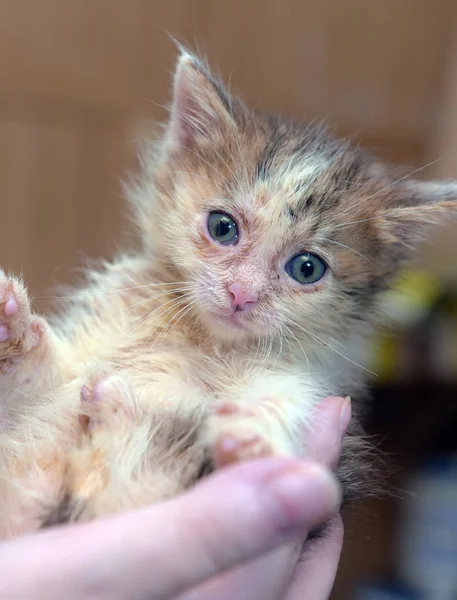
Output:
(283, 333), (298, 364)
(137, 297), (194, 346)
(276, 331), (284, 362)
(331, 215), (385, 228)
(242, 335), (261, 380)
(254, 333), (274, 377)
(334, 158), (442, 230)
(285, 317), (378, 377)
(363, 158), (442, 203)
(144, 293), (196, 337)
(142, 290), (199, 343)
(38, 281), (191, 300)
(283, 323), (310, 374)
(127, 291), (195, 336)
(252, 335), (267, 376)
(252, 334), (268, 377)
(152, 297), (199, 347)
(127, 294), (190, 335)
(244, 336), (261, 379)
(325, 239), (374, 264)
(127, 286), (194, 310)
(265, 334), (274, 369)
(247, 332), (271, 380)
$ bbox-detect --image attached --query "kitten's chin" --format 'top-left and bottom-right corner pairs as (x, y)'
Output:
(199, 309), (258, 341)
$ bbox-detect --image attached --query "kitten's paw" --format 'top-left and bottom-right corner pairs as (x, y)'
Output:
(79, 374), (138, 437)
(209, 403), (278, 468)
(213, 429), (274, 467)
(0, 273), (45, 368)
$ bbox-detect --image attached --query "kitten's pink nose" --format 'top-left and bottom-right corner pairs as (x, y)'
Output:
(228, 283), (258, 313)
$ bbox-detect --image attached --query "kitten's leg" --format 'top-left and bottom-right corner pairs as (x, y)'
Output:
(0, 273), (74, 535)
(68, 373), (145, 505)
(0, 272), (61, 399)
(59, 372), (210, 522)
(207, 373), (322, 467)
(63, 373), (164, 521)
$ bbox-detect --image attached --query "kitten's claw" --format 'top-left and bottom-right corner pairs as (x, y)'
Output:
(79, 374), (137, 437)
(0, 273), (45, 369)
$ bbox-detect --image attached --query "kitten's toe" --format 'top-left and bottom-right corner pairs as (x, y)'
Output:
(0, 273), (45, 368)
(213, 430), (274, 467)
(79, 374), (137, 437)
(209, 409), (279, 467)
(214, 401), (255, 417)
(209, 401), (293, 467)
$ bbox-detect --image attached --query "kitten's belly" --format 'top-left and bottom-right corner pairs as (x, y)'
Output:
(0, 332), (331, 538)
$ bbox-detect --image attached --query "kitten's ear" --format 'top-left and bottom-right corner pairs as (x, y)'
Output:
(380, 180), (457, 249)
(166, 50), (234, 154)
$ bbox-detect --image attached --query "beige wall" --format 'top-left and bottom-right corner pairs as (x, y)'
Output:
(1, 2), (456, 596)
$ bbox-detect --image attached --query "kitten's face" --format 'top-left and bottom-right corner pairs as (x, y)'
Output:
(137, 52), (457, 346)
(156, 135), (380, 344)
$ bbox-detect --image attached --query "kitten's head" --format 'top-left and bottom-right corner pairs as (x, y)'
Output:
(132, 51), (457, 346)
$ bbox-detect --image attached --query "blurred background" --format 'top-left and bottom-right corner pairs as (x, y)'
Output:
(1, 1), (457, 597)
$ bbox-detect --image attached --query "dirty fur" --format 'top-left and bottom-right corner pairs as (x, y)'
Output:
(0, 50), (455, 538)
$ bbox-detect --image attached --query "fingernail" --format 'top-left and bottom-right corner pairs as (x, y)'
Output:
(339, 396), (352, 437)
(264, 462), (341, 534)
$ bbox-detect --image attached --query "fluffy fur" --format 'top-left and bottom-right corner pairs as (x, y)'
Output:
(0, 50), (455, 538)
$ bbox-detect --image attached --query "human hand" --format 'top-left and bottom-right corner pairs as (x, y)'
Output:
(178, 395), (350, 600)
(0, 396), (349, 600)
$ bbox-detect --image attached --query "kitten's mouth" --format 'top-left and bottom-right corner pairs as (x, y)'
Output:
(210, 308), (252, 331)
(222, 312), (246, 327)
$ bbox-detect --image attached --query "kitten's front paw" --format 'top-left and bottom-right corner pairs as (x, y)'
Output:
(0, 273), (45, 369)
(208, 403), (282, 468)
(79, 374), (139, 438)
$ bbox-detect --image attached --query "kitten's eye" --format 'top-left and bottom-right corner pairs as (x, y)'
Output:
(285, 253), (327, 284)
(207, 211), (239, 246)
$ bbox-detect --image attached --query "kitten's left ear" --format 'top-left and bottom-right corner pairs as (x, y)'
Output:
(380, 179), (457, 249)
(166, 50), (234, 155)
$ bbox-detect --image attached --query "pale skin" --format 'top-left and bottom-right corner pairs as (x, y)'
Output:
(0, 395), (348, 600)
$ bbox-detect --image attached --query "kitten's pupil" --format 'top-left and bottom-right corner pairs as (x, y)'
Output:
(300, 260), (315, 278)
(216, 220), (231, 237)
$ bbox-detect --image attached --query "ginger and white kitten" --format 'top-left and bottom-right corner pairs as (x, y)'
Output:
(0, 51), (455, 537)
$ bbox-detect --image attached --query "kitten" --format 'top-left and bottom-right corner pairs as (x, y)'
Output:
(0, 50), (455, 537)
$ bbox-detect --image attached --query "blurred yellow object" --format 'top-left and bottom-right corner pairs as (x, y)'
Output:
(371, 333), (400, 382)
(371, 268), (443, 380)
(381, 268), (442, 327)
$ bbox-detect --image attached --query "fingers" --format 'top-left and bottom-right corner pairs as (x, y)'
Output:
(177, 542), (302, 600)
(285, 516), (344, 600)
(82, 459), (340, 600)
(0, 459), (340, 600)
(306, 396), (351, 467)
